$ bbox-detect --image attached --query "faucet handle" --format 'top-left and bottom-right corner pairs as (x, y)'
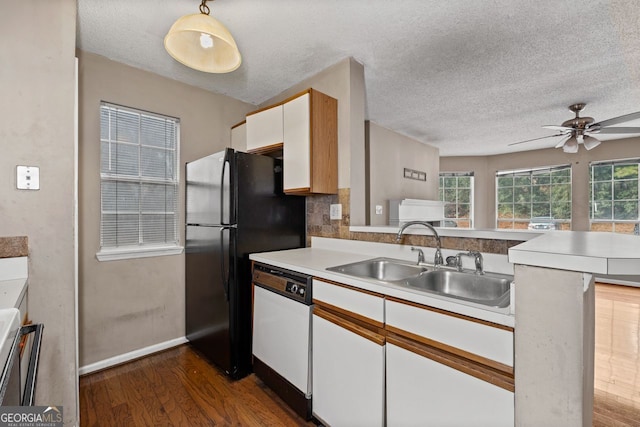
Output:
(411, 247), (425, 264)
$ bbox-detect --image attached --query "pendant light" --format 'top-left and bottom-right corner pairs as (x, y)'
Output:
(164, 0), (241, 73)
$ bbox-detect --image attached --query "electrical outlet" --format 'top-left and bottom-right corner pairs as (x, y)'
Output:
(16, 165), (40, 190)
(330, 204), (342, 220)
(375, 205), (383, 215)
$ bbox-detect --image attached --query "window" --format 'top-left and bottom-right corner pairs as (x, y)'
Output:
(589, 159), (640, 234)
(496, 165), (571, 230)
(439, 172), (474, 228)
(98, 103), (181, 260)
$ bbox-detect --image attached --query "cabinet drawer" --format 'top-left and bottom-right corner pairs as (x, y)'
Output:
(312, 279), (384, 326)
(386, 298), (514, 369)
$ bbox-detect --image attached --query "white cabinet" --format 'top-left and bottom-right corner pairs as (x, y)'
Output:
(282, 89), (337, 195)
(386, 340), (514, 427)
(312, 308), (385, 427)
(312, 279), (385, 426)
(230, 121), (246, 152)
(385, 297), (515, 427)
(245, 104), (283, 153)
(386, 298), (513, 368)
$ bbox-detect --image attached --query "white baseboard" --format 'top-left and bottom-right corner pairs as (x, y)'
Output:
(79, 336), (188, 376)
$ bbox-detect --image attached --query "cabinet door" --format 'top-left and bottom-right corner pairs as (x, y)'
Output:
(386, 342), (514, 427)
(283, 92), (311, 192)
(246, 104), (283, 152)
(312, 309), (384, 427)
(230, 122), (246, 152)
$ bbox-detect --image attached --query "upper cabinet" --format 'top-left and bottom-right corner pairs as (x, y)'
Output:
(245, 104), (284, 154)
(230, 121), (247, 152)
(243, 89), (338, 195)
(283, 90), (337, 195)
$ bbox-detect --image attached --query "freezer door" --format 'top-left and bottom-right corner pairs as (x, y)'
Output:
(185, 224), (235, 375)
(185, 150), (232, 226)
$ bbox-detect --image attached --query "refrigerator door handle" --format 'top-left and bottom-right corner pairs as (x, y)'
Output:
(220, 150), (228, 226)
(220, 226), (231, 301)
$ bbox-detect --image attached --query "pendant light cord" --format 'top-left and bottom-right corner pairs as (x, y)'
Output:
(199, 0), (211, 15)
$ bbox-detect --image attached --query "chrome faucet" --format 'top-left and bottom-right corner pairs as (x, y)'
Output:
(396, 221), (443, 267)
(455, 250), (484, 275)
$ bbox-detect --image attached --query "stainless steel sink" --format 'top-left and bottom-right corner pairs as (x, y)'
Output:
(401, 270), (511, 308)
(326, 257), (430, 282)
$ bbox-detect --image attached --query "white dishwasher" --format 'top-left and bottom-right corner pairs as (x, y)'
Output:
(252, 263), (312, 420)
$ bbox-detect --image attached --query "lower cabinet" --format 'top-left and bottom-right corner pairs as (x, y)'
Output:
(312, 306), (385, 427)
(386, 336), (514, 427)
(309, 279), (514, 426)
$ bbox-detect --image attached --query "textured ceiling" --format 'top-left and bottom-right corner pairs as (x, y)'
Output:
(76, 0), (640, 156)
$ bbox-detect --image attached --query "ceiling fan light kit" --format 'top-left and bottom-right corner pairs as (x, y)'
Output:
(509, 103), (640, 153)
(164, 0), (241, 73)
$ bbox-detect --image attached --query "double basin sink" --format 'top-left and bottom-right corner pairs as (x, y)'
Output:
(326, 257), (511, 308)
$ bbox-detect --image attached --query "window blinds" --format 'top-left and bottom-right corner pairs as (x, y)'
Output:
(100, 103), (179, 249)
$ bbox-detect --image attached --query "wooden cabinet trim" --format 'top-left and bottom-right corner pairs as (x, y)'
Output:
(314, 306), (385, 346)
(231, 120), (246, 129)
(313, 299), (385, 332)
(313, 277), (386, 298)
(246, 89), (312, 117)
(385, 324), (513, 376)
(387, 333), (514, 392)
(309, 89), (337, 194)
(246, 142), (283, 156)
(283, 187), (311, 195)
(386, 296), (514, 332)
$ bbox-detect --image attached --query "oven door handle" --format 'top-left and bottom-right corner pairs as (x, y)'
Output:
(20, 323), (43, 406)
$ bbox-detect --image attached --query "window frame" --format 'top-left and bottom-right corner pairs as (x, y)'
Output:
(495, 164), (572, 230)
(96, 102), (183, 261)
(589, 158), (640, 235)
(438, 172), (474, 228)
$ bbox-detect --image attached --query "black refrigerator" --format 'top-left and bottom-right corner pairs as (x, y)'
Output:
(185, 148), (306, 379)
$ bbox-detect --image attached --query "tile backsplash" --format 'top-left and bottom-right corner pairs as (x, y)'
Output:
(306, 189), (524, 255)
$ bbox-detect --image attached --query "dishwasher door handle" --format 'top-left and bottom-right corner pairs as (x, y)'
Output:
(20, 323), (43, 406)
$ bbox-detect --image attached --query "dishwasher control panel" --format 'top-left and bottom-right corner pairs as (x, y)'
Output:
(252, 263), (312, 305)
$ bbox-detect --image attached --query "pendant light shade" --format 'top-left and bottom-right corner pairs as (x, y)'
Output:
(164, 1), (241, 73)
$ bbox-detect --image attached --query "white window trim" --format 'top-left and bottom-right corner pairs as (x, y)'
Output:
(98, 102), (181, 259)
(96, 244), (184, 262)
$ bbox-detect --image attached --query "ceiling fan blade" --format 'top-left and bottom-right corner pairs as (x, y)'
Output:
(555, 135), (571, 148)
(508, 133), (565, 146)
(542, 125), (573, 131)
(590, 127), (640, 134)
(592, 111), (640, 127)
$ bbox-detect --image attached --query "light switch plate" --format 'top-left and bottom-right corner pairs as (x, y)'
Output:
(375, 205), (383, 215)
(330, 203), (342, 220)
(16, 166), (40, 190)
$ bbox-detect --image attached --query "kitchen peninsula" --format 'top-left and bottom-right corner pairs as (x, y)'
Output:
(250, 231), (640, 426)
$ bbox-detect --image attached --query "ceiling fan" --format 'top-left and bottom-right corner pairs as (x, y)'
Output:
(509, 103), (640, 153)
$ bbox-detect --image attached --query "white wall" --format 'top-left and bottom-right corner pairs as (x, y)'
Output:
(0, 0), (78, 423)
(367, 122), (440, 225)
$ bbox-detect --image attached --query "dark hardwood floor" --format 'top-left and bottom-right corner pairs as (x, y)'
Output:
(80, 345), (314, 426)
(80, 282), (640, 426)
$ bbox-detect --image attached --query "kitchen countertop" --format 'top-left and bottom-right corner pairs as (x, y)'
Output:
(508, 231), (640, 275)
(250, 246), (515, 327)
(0, 257), (28, 310)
